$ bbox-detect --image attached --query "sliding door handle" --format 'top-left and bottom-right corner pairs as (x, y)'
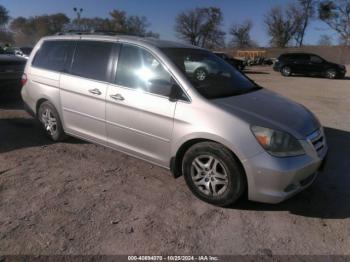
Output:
(89, 88), (102, 95)
(110, 94), (125, 101)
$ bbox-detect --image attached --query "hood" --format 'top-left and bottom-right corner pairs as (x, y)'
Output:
(326, 61), (345, 69)
(213, 89), (320, 139)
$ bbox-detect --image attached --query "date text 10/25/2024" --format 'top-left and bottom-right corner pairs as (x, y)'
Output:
(128, 256), (219, 261)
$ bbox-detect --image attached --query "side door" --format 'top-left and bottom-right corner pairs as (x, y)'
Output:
(106, 44), (181, 166)
(60, 40), (115, 144)
(309, 55), (325, 74)
(291, 54), (311, 73)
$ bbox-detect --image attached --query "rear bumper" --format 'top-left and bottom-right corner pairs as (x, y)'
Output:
(243, 142), (328, 204)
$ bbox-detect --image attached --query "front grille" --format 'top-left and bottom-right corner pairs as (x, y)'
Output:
(307, 129), (325, 156)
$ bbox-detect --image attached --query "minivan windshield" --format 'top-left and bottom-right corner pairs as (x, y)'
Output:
(161, 48), (260, 99)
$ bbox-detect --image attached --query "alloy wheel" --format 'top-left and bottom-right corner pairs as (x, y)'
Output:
(190, 155), (229, 196)
(41, 108), (57, 136)
(282, 67), (291, 76)
(195, 69), (207, 81)
(326, 70), (336, 79)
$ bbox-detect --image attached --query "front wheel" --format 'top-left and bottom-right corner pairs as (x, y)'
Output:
(325, 69), (337, 79)
(182, 142), (246, 206)
(281, 66), (292, 77)
(38, 101), (67, 142)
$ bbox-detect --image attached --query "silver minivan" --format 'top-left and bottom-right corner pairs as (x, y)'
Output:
(21, 34), (328, 206)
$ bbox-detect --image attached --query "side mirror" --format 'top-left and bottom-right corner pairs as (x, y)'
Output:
(148, 79), (186, 102)
(169, 83), (185, 102)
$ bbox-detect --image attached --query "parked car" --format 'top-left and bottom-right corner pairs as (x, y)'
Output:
(214, 52), (246, 71)
(0, 46), (30, 59)
(0, 53), (27, 96)
(19, 47), (33, 57)
(22, 34), (327, 206)
(274, 53), (346, 79)
(184, 54), (220, 81)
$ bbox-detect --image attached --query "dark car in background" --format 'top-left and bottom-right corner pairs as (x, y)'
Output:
(0, 46), (32, 59)
(274, 53), (346, 79)
(0, 54), (27, 97)
(214, 52), (246, 71)
(19, 47), (33, 57)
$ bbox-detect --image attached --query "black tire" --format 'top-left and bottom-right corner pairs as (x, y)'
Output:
(37, 101), (67, 142)
(325, 68), (337, 79)
(281, 66), (292, 77)
(194, 68), (208, 81)
(182, 142), (246, 206)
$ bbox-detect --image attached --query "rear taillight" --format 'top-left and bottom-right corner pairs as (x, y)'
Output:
(21, 73), (27, 86)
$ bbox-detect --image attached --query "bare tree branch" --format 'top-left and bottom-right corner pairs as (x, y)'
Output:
(229, 20), (255, 48)
(264, 5), (303, 47)
(174, 7), (225, 48)
(319, 0), (350, 45)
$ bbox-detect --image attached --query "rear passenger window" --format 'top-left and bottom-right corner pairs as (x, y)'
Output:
(297, 55), (310, 62)
(32, 41), (74, 72)
(71, 41), (114, 82)
(116, 44), (174, 97)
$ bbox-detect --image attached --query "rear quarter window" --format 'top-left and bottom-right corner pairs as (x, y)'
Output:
(32, 40), (75, 72)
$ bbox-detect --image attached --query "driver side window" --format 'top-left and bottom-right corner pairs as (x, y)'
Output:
(310, 55), (323, 64)
(116, 44), (175, 97)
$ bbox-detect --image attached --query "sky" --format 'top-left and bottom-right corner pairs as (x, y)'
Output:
(0, 0), (337, 46)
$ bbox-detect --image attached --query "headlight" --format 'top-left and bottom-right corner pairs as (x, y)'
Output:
(251, 126), (305, 157)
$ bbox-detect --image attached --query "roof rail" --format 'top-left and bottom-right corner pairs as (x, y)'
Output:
(55, 30), (144, 37)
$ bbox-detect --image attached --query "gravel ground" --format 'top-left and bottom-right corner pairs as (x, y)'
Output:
(0, 66), (349, 256)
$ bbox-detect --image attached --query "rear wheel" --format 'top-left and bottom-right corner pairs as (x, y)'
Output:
(182, 142), (246, 206)
(325, 68), (337, 79)
(38, 101), (66, 142)
(194, 68), (208, 81)
(281, 66), (292, 77)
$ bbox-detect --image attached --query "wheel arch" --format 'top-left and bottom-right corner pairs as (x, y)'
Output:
(36, 98), (49, 117)
(170, 138), (247, 189)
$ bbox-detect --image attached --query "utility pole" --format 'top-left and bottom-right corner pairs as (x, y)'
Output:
(73, 7), (83, 31)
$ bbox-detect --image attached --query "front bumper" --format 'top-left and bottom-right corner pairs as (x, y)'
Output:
(272, 62), (282, 72)
(243, 134), (328, 204)
(338, 69), (347, 78)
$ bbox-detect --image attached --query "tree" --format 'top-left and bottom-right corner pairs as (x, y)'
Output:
(264, 5), (303, 47)
(0, 5), (10, 28)
(10, 14), (70, 46)
(0, 5), (14, 45)
(318, 34), (333, 45)
(67, 10), (159, 38)
(294, 0), (316, 46)
(108, 9), (158, 37)
(70, 17), (112, 31)
(319, 0), (350, 46)
(174, 7), (225, 49)
(229, 20), (255, 48)
(126, 15), (149, 36)
(0, 31), (13, 45)
(109, 9), (128, 33)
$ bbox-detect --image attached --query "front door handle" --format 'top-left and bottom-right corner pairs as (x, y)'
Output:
(89, 88), (102, 95)
(110, 94), (125, 101)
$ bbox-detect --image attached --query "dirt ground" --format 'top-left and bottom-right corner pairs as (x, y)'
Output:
(0, 66), (349, 256)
